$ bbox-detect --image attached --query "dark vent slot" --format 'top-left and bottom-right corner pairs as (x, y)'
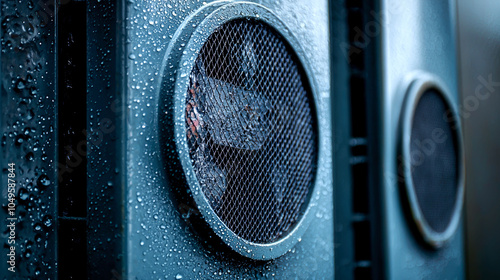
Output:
(346, 0), (363, 10)
(350, 138), (368, 156)
(58, 0), (87, 218)
(354, 266), (372, 280)
(347, 0), (373, 279)
(353, 221), (372, 261)
(57, 1), (87, 279)
(349, 50), (365, 72)
(349, 74), (367, 138)
(58, 218), (87, 279)
(352, 162), (369, 213)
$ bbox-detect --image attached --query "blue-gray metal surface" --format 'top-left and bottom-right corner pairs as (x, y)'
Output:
(125, 0), (332, 278)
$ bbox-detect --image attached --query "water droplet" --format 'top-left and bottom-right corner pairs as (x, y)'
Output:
(22, 150), (34, 160)
(37, 175), (51, 189)
(18, 188), (29, 201)
(15, 79), (26, 91)
(15, 135), (24, 146)
(43, 215), (53, 228)
(34, 223), (42, 231)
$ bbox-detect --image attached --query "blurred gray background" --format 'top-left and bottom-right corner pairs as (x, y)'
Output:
(457, 0), (500, 279)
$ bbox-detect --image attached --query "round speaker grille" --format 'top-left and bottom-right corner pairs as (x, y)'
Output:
(410, 89), (458, 233)
(184, 19), (317, 244)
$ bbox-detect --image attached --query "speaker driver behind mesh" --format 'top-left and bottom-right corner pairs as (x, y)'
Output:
(186, 19), (317, 245)
(159, 3), (322, 260)
(399, 74), (464, 248)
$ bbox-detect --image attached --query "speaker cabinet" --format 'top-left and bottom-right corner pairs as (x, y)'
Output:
(382, 0), (465, 277)
(123, 0), (333, 278)
(332, 0), (465, 279)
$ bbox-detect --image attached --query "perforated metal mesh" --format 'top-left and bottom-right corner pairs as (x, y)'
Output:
(410, 89), (459, 233)
(185, 19), (317, 243)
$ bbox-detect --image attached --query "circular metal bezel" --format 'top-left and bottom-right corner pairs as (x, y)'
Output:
(399, 72), (465, 248)
(158, 1), (323, 260)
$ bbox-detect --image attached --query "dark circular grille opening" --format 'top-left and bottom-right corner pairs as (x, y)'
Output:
(185, 19), (317, 243)
(410, 89), (459, 233)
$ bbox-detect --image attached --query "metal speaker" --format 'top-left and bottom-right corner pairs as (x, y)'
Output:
(159, 2), (323, 260)
(399, 73), (465, 248)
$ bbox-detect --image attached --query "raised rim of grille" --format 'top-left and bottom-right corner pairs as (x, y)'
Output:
(184, 19), (318, 244)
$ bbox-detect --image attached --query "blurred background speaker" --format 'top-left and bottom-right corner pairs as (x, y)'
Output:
(332, 0), (465, 279)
